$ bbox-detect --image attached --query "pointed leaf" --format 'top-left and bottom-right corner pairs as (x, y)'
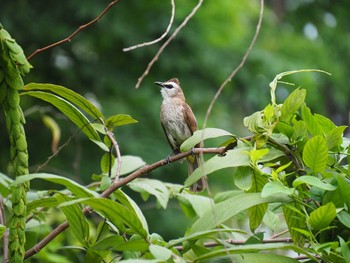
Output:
(12, 173), (97, 198)
(309, 202), (336, 231)
(22, 91), (100, 141)
(180, 128), (233, 152)
(24, 83), (104, 120)
(105, 114), (138, 130)
(189, 192), (290, 234)
(149, 244), (172, 261)
(280, 88), (306, 122)
(302, 135), (328, 173)
(326, 126), (347, 150)
(56, 194), (89, 246)
(293, 175), (336, 191)
(261, 181), (294, 198)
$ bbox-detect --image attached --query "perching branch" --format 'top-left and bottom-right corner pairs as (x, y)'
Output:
(24, 146), (226, 259)
(26, 0), (121, 61)
(135, 0), (204, 89)
(202, 0), (264, 129)
(123, 0), (175, 52)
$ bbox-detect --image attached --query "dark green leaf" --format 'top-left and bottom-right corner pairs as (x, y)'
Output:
(302, 135), (328, 173)
(22, 91), (101, 141)
(23, 83), (104, 120)
(233, 166), (253, 191)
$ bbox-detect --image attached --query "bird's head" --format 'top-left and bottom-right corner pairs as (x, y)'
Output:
(155, 78), (185, 100)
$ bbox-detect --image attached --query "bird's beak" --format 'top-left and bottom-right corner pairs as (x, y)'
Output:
(154, 81), (164, 88)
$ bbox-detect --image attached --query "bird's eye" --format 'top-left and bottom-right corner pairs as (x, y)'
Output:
(164, 84), (173, 89)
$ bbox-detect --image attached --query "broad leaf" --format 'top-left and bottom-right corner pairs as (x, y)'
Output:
(283, 203), (306, 246)
(293, 176), (336, 191)
(301, 105), (321, 136)
(23, 91), (100, 141)
(326, 126), (347, 150)
(188, 192), (290, 234)
(309, 202), (336, 231)
(280, 88), (306, 123)
(12, 173), (97, 198)
(180, 128), (233, 151)
(149, 244), (172, 261)
(302, 135), (328, 173)
(243, 111), (265, 134)
(226, 253), (300, 263)
(261, 181), (294, 198)
(177, 193), (214, 217)
(105, 114), (138, 130)
(23, 83), (104, 120)
(56, 194), (89, 246)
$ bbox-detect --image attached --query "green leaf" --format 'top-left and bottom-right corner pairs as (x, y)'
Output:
(269, 69), (330, 105)
(280, 88), (306, 123)
(314, 114), (336, 133)
(302, 135), (328, 173)
(196, 242), (316, 262)
(23, 91), (100, 141)
(128, 178), (169, 209)
(115, 155), (146, 176)
(149, 244), (172, 261)
(12, 173), (97, 198)
(227, 253), (300, 263)
(56, 194), (89, 246)
(243, 111), (265, 134)
(309, 202), (336, 231)
(180, 128), (233, 152)
(339, 236), (350, 262)
(80, 197), (148, 238)
(301, 105), (321, 136)
(23, 83), (104, 120)
(326, 126), (347, 150)
(283, 203), (306, 245)
(338, 211), (350, 228)
(177, 193), (214, 217)
(293, 175), (336, 191)
(189, 192), (290, 234)
(249, 148), (269, 164)
(184, 147), (251, 188)
(0, 224), (6, 239)
(233, 166), (253, 191)
(0, 172), (13, 196)
(105, 114), (138, 130)
(261, 181), (294, 198)
(100, 153), (114, 174)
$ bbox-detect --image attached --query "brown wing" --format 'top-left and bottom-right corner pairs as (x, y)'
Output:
(183, 103), (198, 134)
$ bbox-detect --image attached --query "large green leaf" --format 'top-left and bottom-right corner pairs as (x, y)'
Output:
(12, 173), (97, 198)
(184, 147), (251, 188)
(293, 175), (336, 191)
(301, 105), (322, 136)
(280, 88), (306, 123)
(23, 83), (104, 120)
(80, 197), (149, 238)
(213, 253), (299, 263)
(283, 203), (306, 246)
(326, 126), (347, 150)
(188, 192), (290, 234)
(309, 202), (336, 231)
(105, 114), (138, 130)
(56, 194), (90, 246)
(302, 135), (328, 173)
(23, 91), (101, 141)
(195, 242), (316, 262)
(180, 128), (233, 152)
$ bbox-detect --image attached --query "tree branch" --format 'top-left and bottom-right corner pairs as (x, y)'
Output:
(26, 0), (121, 61)
(135, 0), (203, 89)
(24, 146), (225, 259)
(123, 0), (175, 52)
(202, 0), (264, 129)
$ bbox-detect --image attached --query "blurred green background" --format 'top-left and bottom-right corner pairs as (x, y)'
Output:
(1, 0), (349, 239)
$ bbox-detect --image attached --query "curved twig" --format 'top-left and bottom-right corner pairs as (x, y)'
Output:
(123, 0), (175, 52)
(202, 0), (264, 129)
(135, 0), (203, 89)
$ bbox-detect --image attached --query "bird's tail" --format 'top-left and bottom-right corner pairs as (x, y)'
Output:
(187, 153), (207, 192)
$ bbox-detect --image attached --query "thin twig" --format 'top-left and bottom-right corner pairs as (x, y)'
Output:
(123, 0), (175, 52)
(26, 0), (121, 61)
(202, 0), (264, 129)
(135, 0), (203, 89)
(105, 129), (122, 182)
(24, 146), (225, 259)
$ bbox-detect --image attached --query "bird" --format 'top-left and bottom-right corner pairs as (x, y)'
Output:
(155, 78), (207, 192)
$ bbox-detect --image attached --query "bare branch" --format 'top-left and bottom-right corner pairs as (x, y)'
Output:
(202, 0), (264, 129)
(26, 0), (121, 61)
(135, 0), (204, 89)
(123, 0), (175, 52)
(24, 146), (225, 259)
